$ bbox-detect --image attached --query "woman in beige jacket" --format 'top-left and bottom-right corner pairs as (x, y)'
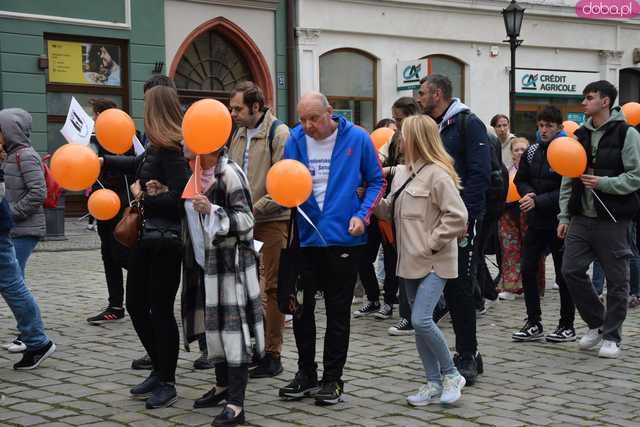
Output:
(375, 115), (468, 406)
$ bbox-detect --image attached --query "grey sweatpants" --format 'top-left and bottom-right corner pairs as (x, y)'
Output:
(561, 216), (631, 343)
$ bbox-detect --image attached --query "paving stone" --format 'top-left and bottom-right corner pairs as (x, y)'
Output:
(1, 225), (639, 426)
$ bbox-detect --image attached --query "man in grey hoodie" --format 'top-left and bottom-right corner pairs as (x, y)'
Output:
(0, 108), (46, 277)
(558, 80), (640, 359)
(0, 125), (55, 370)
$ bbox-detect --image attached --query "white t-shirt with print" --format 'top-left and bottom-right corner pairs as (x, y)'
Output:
(242, 127), (261, 175)
(306, 129), (337, 211)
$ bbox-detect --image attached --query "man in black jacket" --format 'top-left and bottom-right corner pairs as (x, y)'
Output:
(512, 105), (575, 342)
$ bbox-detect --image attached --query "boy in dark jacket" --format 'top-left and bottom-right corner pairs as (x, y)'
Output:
(512, 105), (575, 342)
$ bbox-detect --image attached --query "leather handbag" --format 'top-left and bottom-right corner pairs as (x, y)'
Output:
(113, 202), (142, 249)
(277, 209), (303, 315)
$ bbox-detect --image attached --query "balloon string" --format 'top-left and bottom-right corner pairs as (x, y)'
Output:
(296, 206), (329, 247)
(591, 189), (617, 223)
(96, 179), (105, 190)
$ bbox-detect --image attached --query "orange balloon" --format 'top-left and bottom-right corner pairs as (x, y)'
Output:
(88, 189), (121, 220)
(547, 137), (587, 178)
(95, 108), (135, 154)
(370, 127), (395, 151)
(182, 99), (232, 154)
(622, 102), (640, 126)
(506, 175), (520, 203)
(50, 144), (101, 191)
(266, 159), (312, 208)
(562, 120), (579, 138)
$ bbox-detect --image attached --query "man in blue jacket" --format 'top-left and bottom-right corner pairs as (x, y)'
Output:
(417, 75), (490, 385)
(0, 167), (55, 370)
(278, 92), (385, 405)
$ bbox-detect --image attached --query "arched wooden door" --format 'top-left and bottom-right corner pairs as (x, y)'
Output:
(169, 17), (273, 110)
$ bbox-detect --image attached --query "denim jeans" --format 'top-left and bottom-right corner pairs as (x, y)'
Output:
(13, 236), (39, 278)
(0, 232), (49, 350)
(402, 273), (457, 386)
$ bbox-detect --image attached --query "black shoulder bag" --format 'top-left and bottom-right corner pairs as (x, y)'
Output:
(277, 209), (302, 315)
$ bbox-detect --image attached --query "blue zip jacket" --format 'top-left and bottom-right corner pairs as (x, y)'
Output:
(438, 99), (491, 219)
(284, 115), (385, 247)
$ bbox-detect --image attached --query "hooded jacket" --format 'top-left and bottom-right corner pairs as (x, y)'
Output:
(514, 129), (567, 229)
(559, 108), (640, 224)
(0, 168), (14, 233)
(437, 99), (491, 219)
(284, 115), (385, 247)
(0, 108), (46, 238)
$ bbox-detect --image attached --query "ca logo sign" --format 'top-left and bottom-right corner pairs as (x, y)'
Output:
(521, 74), (538, 90)
(403, 64), (422, 82)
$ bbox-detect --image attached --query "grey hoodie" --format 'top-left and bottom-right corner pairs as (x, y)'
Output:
(0, 108), (46, 238)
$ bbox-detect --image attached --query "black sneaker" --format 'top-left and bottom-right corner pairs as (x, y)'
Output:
(86, 307), (125, 324)
(213, 405), (245, 427)
(193, 351), (215, 370)
(455, 353), (478, 386)
(130, 373), (161, 399)
(374, 303), (393, 320)
(13, 341), (56, 370)
(388, 318), (415, 336)
(279, 371), (320, 400)
(314, 380), (344, 406)
(145, 382), (177, 409)
(546, 325), (577, 343)
(250, 352), (283, 378)
(353, 301), (380, 318)
(131, 353), (153, 370)
(512, 320), (544, 342)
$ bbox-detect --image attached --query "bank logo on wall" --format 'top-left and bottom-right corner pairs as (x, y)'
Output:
(403, 64), (422, 83)
(515, 69), (600, 97)
(521, 74), (538, 91)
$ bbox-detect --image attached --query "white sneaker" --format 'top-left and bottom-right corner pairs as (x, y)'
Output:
(3, 339), (26, 353)
(440, 372), (465, 404)
(552, 282), (560, 290)
(498, 291), (516, 301)
(406, 382), (442, 406)
(579, 328), (602, 350)
(598, 340), (621, 358)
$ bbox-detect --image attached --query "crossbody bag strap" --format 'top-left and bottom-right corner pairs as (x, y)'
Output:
(389, 164), (427, 240)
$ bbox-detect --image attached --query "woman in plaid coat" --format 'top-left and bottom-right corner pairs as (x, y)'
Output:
(182, 147), (264, 427)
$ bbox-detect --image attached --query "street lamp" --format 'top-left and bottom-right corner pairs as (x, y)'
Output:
(502, 0), (525, 133)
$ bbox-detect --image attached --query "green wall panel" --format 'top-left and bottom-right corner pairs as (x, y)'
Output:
(131, 99), (144, 119)
(2, 72), (45, 93)
(2, 92), (46, 113)
(130, 62), (156, 81)
(0, 33), (43, 55)
(2, 1), (126, 24)
(30, 132), (47, 152)
(0, 53), (40, 74)
(31, 112), (46, 131)
(130, 44), (165, 64)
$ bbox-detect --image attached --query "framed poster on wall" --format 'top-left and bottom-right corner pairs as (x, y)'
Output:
(47, 40), (122, 87)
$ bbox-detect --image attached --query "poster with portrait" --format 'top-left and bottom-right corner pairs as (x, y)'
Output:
(48, 40), (122, 87)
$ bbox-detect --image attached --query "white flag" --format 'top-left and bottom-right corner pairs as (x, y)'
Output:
(133, 134), (145, 156)
(60, 97), (94, 145)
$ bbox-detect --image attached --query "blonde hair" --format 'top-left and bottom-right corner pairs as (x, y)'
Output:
(511, 137), (529, 152)
(401, 115), (462, 190)
(144, 86), (183, 151)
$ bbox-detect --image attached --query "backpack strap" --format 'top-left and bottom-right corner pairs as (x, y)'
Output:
(456, 111), (470, 160)
(268, 119), (284, 165)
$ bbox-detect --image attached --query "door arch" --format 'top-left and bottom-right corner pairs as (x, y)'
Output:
(169, 17), (273, 108)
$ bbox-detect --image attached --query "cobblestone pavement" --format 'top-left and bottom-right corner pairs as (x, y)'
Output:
(2, 222), (640, 426)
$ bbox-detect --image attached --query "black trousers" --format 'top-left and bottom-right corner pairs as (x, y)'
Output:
(443, 216), (481, 356)
(522, 226), (574, 327)
(97, 218), (127, 308)
(359, 218), (383, 303)
(381, 240), (400, 306)
(126, 245), (182, 382)
(293, 246), (362, 382)
(215, 363), (248, 406)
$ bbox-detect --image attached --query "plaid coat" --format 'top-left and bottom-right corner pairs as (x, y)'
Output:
(195, 153), (264, 366)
